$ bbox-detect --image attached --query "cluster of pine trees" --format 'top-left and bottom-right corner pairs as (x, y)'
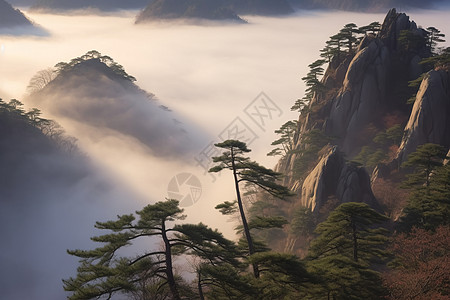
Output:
(63, 138), (449, 299)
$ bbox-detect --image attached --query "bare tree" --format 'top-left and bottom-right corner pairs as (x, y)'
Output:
(26, 68), (56, 93)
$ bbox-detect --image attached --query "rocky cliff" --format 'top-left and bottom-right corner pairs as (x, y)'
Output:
(277, 8), (449, 222)
(301, 146), (379, 213)
(397, 69), (450, 163)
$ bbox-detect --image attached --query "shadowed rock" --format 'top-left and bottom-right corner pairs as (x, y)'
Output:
(301, 146), (379, 213)
(397, 70), (450, 163)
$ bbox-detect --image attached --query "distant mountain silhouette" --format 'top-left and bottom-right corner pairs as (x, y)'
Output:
(0, 0), (33, 28)
(31, 0), (150, 11)
(136, 0), (244, 23)
(288, 0), (445, 11)
(136, 0), (294, 23)
(229, 0), (294, 16)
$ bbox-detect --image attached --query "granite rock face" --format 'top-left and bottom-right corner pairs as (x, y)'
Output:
(326, 38), (390, 153)
(279, 9), (431, 213)
(397, 70), (450, 163)
(301, 147), (378, 213)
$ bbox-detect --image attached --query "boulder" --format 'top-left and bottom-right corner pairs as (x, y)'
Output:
(301, 146), (379, 213)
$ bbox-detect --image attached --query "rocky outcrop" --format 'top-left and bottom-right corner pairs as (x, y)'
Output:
(279, 9), (435, 214)
(301, 146), (379, 213)
(325, 9), (428, 154)
(397, 70), (450, 163)
(326, 37), (390, 154)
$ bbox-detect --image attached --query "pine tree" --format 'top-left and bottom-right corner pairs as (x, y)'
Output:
(267, 120), (297, 157)
(63, 200), (238, 299)
(339, 23), (360, 53)
(399, 143), (450, 231)
(426, 26), (446, 54)
(359, 22), (381, 35)
(209, 140), (292, 278)
(307, 202), (389, 299)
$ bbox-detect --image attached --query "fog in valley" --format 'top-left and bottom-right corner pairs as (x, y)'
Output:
(0, 7), (449, 299)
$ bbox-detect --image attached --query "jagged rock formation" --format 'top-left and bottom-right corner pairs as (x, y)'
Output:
(0, 0), (33, 28)
(326, 9), (428, 155)
(301, 146), (378, 213)
(397, 69), (450, 163)
(277, 9), (446, 220)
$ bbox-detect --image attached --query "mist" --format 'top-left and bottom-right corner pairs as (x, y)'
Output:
(1, 7), (449, 299)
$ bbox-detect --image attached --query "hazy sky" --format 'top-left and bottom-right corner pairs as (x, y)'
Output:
(0, 7), (449, 299)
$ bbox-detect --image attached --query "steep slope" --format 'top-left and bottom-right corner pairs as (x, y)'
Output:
(397, 69), (450, 163)
(276, 8), (449, 235)
(0, 0), (33, 28)
(26, 51), (207, 158)
(301, 146), (379, 213)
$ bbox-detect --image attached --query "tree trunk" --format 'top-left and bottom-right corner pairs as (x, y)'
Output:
(197, 269), (205, 300)
(161, 220), (181, 300)
(231, 148), (260, 278)
(352, 219), (358, 262)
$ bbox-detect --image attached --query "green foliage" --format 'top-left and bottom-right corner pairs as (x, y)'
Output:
(64, 199), (239, 300)
(293, 129), (332, 179)
(291, 206), (316, 237)
(399, 144), (450, 232)
(306, 203), (390, 299)
(267, 120), (297, 157)
(309, 202), (389, 263)
(249, 252), (316, 298)
(210, 140), (292, 278)
(54, 50), (136, 82)
(420, 47), (450, 69)
(339, 23), (360, 53)
(373, 124), (403, 146)
(398, 30), (426, 53)
(359, 22), (381, 35)
(426, 26), (446, 54)
(354, 125), (403, 168)
(215, 200), (238, 215)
